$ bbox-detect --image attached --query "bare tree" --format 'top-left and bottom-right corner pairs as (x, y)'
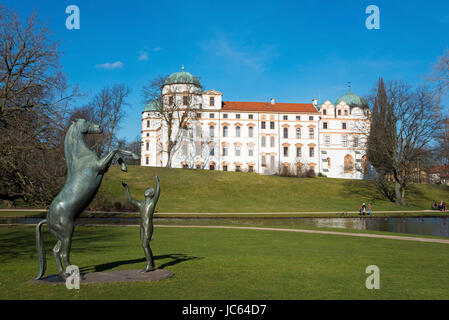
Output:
(367, 78), (441, 205)
(142, 76), (203, 168)
(0, 6), (78, 205)
(179, 122), (215, 169)
(430, 49), (449, 98)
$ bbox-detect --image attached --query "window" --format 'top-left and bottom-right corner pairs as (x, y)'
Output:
(209, 126), (214, 137)
(327, 157), (331, 169)
(309, 116), (313, 121)
(235, 165), (241, 172)
(248, 166), (254, 172)
(261, 156), (267, 167)
(209, 113), (214, 119)
(236, 145), (241, 156)
(283, 146), (289, 157)
(236, 114), (241, 119)
(248, 126), (254, 137)
(183, 96), (188, 106)
(296, 116), (301, 121)
(146, 142), (149, 151)
(145, 157), (149, 165)
(344, 110), (348, 116)
(147, 120), (150, 128)
(309, 147), (315, 157)
(196, 112), (201, 119)
(249, 114), (254, 119)
(270, 121), (275, 129)
(169, 96), (174, 105)
(270, 155), (275, 169)
(223, 126), (228, 137)
(146, 133), (149, 137)
(296, 147), (301, 157)
(342, 135), (348, 147)
(195, 142), (201, 156)
(261, 136), (266, 147)
(223, 165), (228, 171)
(283, 115), (288, 120)
(338, 110), (341, 116)
(196, 164), (201, 169)
(222, 145), (228, 156)
(210, 146), (215, 156)
(248, 146), (254, 157)
(196, 125), (202, 137)
(342, 122), (347, 130)
(344, 154), (354, 173)
(309, 127), (314, 139)
(296, 128), (301, 139)
(270, 136), (275, 147)
(323, 109), (327, 115)
(362, 155), (368, 174)
(209, 164), (215, 170)
(236, 126), (241, 137)
(324, 135), (330, 147)
(261, 121), (266, 129)
(210, 96), (215, 106)
(223, 113), (228, 119)
(353, 136), (359, 148)
(323, 122), (328, 129)
(283, 127), (288, 138)
(182, 164), (188, 169)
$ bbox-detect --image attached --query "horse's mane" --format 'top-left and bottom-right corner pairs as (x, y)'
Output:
(65, 121), (95, 176)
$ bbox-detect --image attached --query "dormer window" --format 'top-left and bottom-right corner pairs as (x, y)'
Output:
(210, 96), (215, 106)
(344, 110), (348, 116)
(183, 96), (188, 106)
(338, 110), (341, 116)
(169, 96), (174, 106)
(322, 109), (327, 115)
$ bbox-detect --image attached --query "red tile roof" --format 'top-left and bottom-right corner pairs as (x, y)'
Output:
(222, 101), (319, 113)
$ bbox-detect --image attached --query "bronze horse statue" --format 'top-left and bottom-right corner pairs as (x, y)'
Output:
(35, 118), (139, 280)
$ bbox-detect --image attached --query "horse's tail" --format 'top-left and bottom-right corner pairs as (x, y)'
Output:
(35, 219), (47, 280)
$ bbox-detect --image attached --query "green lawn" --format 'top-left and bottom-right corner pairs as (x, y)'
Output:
(94, 165), (448, 212)
(1, 225), (449, 299)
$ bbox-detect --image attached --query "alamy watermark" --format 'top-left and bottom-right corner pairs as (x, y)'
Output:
(65, 265), (80, 290)
(365, 5), (380, 30)
(365, 265), (380, 289)
(65, 5), (80, 30)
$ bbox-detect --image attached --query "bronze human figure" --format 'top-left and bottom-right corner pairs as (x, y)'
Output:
(122, 175), (160, 272)
(35, 118), (139, 280)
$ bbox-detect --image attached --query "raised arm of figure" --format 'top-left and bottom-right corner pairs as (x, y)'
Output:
(154, 175), (160, 203)
(122, 181), (142, 209)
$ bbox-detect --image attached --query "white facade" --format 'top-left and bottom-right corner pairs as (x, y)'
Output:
(141, 72), (371, 179)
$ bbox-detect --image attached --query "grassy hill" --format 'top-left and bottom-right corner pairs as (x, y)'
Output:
(92, 165), (449, 213)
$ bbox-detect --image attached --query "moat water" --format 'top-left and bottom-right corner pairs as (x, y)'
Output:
(1, 216), (449, 238)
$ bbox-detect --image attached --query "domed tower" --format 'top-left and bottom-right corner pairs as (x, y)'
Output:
(334, 85), (369, 116)
(162, 66), (203, 108)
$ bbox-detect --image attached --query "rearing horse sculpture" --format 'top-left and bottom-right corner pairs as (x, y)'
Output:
(35, 118), (139, 280)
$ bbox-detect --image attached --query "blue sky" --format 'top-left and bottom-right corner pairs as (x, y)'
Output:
(5, 0), (449, 141)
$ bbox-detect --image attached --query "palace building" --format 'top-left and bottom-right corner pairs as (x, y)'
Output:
(141, 68), (373, 179)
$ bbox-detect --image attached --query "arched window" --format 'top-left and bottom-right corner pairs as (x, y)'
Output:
(270, 136), (275, 147)
(248, 126), (254, 137)
(296, 128), (301, 139)
(261, 136), (266, 147)
(261, 155), (267, 167)
(223, 126), (228, 137)
(236, 126), (241, 137)
(309, 127), (314, 139)
(344, 154), (354, 173)
(145, 157), (149, 165)
(209, 125), (214, 137)
(146, 142), (149, 151)
(270, 155), (275, 169)
(327, 157), (331, 168)
(283, 127), (288, 138)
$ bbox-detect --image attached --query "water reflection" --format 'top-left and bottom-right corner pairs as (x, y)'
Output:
(1, 216), (448, 238)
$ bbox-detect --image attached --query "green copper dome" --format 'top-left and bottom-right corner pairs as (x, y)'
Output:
(143, 100), (158, 112)
(335, 89), (368, 109)
(164, 66), (201, 86)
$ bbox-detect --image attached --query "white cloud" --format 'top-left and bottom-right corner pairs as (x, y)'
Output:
(138, 51), (148, 61)
(95, 61), (124, 70)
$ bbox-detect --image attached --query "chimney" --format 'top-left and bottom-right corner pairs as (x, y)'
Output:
(270, 98), (275, 105)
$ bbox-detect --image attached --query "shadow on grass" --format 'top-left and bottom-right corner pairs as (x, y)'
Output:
(79, 253), (202, 273)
